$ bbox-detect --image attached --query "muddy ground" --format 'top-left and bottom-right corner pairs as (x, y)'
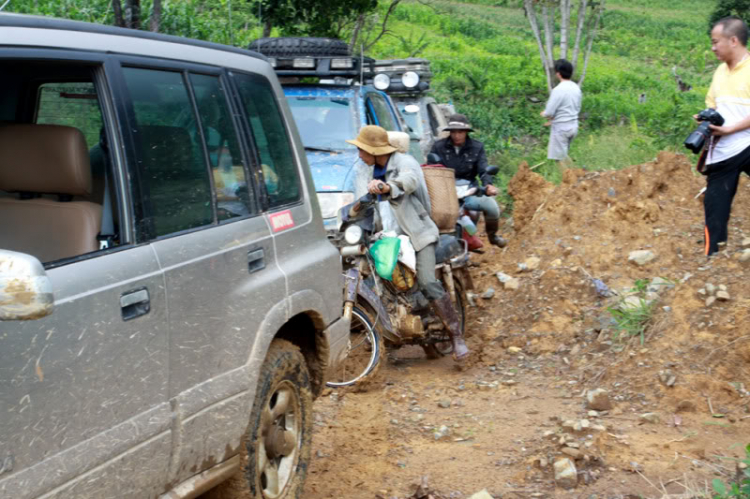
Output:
(302, 152), (750, 499)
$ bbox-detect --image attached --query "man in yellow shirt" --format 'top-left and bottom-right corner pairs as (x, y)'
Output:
(702, 17), (750, 256)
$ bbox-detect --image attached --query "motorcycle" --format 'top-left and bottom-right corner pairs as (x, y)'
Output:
(326, 193), (474, 387)
(425, 153), (500, 253)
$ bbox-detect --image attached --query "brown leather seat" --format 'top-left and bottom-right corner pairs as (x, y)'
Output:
(0, 124), (102, 263)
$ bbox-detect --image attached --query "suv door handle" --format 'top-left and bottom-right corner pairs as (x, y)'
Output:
(121, 288), (150, 321)
(247, 248), (265, 274)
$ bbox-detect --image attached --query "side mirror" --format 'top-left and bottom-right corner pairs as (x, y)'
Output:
(486, 165), (500, 176)
(0, 249), (54, 321)
(426, 152), (442, 165)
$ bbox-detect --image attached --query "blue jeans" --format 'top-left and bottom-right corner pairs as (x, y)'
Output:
(462, 195), (500, 221)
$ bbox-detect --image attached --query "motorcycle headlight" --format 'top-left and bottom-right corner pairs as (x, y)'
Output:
(317, 192), (355, 219)
(344, 225), (363, 245)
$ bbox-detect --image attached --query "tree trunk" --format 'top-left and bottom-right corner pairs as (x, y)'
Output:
(560, 0), (570, 60)
(349, 13), (365, 51)
(125, 0), (140, 29)
(579, 0), (604, 87)
(149, 0), (161, 32)
(570, 0), (587, 72)
(524, 0), (553, 91)
(112, 0), (125, 27)
(542, 2), (555, 73)
(262, 18), (272, 37)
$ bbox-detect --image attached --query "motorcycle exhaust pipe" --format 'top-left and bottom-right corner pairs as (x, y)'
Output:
(340, 245), (366, 256)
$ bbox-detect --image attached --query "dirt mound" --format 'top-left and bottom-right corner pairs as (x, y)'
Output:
(506, 161), (555, 231)
(482, 151), (750, 400)
(469, 151), (750, 476)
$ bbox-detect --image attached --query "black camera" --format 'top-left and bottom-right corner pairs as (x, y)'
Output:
(684, 108), (724, 154)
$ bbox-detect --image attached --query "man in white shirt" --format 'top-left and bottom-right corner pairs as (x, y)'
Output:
(540, 59), (582, 169)
(700, 16), (750, 256)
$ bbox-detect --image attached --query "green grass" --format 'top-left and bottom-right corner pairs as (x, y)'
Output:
(370, 0), (717, 190)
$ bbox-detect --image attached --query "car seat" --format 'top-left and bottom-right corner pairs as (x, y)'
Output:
(0, 124), (102, 263)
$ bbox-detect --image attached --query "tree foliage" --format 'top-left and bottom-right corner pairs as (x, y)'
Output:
(251, 0), (378, 38)
(523, 0), (606, 90)
(709, 0), (750, 32)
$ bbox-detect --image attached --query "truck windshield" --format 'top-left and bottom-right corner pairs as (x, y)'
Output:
(288, 96), (357, 151)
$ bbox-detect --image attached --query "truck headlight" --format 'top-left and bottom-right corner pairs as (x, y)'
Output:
(317, 192), (355, 219)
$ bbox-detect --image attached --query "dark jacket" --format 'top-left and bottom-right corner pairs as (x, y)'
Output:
(429, 136), (492, 187)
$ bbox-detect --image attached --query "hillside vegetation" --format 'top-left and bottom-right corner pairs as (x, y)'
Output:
(6, 0), (717, 191)
(369, 0), (714, 198)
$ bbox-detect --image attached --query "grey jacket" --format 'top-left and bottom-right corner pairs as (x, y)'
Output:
(352, 152), (439, 252)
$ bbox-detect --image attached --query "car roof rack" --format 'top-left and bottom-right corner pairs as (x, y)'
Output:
(364, 58), (433, 94)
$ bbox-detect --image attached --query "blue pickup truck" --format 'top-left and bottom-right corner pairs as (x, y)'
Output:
(249, 37), (406, 230)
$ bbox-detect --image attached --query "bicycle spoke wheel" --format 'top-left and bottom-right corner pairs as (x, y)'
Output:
(326, 306), (381, 387)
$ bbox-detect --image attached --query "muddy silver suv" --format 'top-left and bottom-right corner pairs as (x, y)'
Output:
(0, 13), (349, 499)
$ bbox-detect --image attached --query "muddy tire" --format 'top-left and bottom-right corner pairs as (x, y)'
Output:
(206, 340), (312, 499)
(249, 37), (350, 57)
(326, 305), (383, 388)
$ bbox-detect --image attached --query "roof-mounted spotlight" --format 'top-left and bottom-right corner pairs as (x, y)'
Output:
(402, 71), (420, 88)
(373, 73), (391, 90)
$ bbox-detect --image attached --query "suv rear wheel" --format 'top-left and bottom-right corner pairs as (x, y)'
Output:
(207, 340), (312, 499)
(249, 37), (350, 57)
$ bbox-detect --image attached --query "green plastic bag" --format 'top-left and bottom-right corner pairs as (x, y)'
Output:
(369, 237), (401, 281)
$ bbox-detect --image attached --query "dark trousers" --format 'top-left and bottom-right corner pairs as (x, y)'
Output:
(704, 144), (750, 256)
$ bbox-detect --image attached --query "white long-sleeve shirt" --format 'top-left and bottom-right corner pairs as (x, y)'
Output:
(543, 80), (582, 125)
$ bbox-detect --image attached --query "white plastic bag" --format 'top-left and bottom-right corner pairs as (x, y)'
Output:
(378, 201), (400, 233)
(397, 235), (417, 273)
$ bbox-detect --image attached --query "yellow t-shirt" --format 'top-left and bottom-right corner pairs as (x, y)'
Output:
(705, 55), (750, 164)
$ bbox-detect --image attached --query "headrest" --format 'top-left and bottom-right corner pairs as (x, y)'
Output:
(387, 131), (410, 154)
(0, 124), (92, 196)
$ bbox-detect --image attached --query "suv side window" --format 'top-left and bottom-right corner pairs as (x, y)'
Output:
(233, 73), (300, 208)
(189, 73), (253, 220)
(122, 67), (213, 237)
(367, 93), (398, 131)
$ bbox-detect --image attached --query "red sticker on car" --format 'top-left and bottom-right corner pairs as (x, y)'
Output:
(269, 210), (295, 232)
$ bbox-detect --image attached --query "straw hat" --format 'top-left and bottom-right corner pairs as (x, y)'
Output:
(347, 125), (397, 155)
(443, 113), (474, 132)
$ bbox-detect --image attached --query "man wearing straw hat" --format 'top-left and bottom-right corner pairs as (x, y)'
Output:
(429, 113), (507, 247)
(347, 125), (469, 362)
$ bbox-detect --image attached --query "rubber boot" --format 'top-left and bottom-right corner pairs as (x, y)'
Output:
(431, 293), (469, 361)
(484, 218), (507, 248)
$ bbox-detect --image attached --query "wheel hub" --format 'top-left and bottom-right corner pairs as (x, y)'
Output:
(265, 421), (295, 460)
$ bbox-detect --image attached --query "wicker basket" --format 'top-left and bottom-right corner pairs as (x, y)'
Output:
(422, 166), (459, 233)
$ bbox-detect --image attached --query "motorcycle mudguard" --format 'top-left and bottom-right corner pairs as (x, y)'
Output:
(352, 273), (400, 342)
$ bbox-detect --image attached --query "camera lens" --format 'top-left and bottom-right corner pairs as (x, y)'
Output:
(684, 122), (712, 154)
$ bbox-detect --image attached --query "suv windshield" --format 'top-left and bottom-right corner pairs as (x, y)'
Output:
(287, 96), (356, 151)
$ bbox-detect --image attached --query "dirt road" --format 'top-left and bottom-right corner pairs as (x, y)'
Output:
(303, 153), (750, 498)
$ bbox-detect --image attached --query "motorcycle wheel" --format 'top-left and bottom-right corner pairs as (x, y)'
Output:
(326, 306), (382, 387)
(422, 281), (466, 358)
